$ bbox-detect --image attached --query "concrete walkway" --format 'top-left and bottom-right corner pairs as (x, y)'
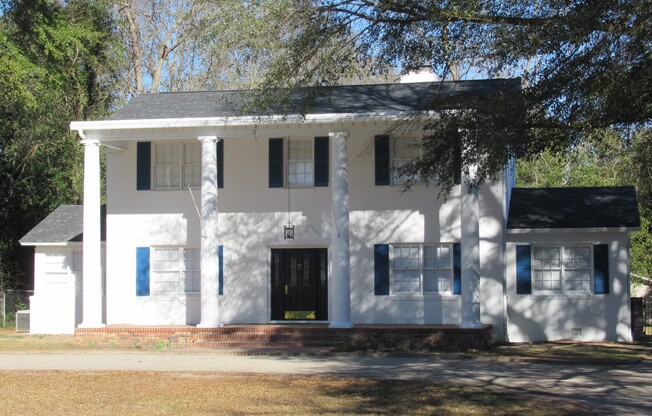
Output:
(0, 351), (650, 415)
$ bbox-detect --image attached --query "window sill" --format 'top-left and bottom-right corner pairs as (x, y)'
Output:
(527, 292), (596, 300)
(388, 293), (457, 301)
(143, 293), (201, 301)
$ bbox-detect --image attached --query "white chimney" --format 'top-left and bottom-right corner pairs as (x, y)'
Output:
(399, 66), (439, 83)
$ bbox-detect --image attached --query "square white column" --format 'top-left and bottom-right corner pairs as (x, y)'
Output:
(461, 170), (482, 328)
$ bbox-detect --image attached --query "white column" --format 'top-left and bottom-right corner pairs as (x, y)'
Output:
(329, 131), (352, 328)
(197, 136), (221, 328)
(80, 139), (104, 328)
(461, 169), (482, 328)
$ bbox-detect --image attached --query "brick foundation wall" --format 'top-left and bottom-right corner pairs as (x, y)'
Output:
(631, 297), (643, 341)
(75, 325), (493, 351)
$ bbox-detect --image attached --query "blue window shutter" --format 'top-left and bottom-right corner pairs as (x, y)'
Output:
(269, 138), (284, 188)
(136, 142), (151, 190)
(453, 243), (461, 295)
(314, 136), (329, 187)
(374, 244), (389, 295)
(516, 245), (532, 294)
(593, 244), (610, 294)
(374, 135), (390, 186)
(216, 140), (224, 189)
(218, 245), (224, 296)
(136, 247), (150, 296)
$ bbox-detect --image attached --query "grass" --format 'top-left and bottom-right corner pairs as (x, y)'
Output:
(0, 371), (592, 415)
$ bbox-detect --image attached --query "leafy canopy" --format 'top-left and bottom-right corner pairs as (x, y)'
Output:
(256, 0), (651, 194)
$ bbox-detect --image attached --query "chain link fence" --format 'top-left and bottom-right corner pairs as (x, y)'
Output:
(1, 290), (33, 328)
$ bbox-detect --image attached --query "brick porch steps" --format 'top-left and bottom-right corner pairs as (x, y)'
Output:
(75, 324), (492, 351)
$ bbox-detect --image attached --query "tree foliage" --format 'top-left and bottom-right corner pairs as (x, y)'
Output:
(517, 127), (652, 284)
(254, 0), (651, 194)
(0, 0), (119, 287)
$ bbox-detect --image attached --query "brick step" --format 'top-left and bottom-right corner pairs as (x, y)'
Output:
(192, 333), (349, 341)
(192, 340), (342, 349)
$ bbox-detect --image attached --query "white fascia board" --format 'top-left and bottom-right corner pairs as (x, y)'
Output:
(506, 226), (638, 234)
(70, 112), (413, 133)
(19, 241), (84, 247)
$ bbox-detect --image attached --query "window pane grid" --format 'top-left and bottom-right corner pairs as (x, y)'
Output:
(153, 248), (200, 295)
(154, 143), (202, 189)
(532, 246), (592, 293)
(287, 139), (313, 186)
(392, 137), (420, 185)
(391, 244), (452, 294)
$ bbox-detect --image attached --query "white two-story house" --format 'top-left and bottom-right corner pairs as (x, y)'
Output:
(21, 78), (640, 342)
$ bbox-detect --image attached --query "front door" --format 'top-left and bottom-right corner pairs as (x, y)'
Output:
(271, 248), (328, 321)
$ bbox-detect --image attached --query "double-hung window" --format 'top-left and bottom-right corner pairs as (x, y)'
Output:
(391, 243), (452, 294)
(287, 139), (313, 186)
(532, 246), (592, 294)
(391, 136), (420, 185)
(154, 143), (201, 189)
(152, 247), (200, 295)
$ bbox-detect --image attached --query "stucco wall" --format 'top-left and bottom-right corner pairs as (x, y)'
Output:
(506, 231), (631, 342)
(104, 124), (507, 332)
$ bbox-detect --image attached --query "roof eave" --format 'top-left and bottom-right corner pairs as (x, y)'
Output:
(506, 226), (640, 234)
(70, 111), (419, 133)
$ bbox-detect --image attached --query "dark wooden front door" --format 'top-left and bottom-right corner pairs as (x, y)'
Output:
(271, 248), (328, 320)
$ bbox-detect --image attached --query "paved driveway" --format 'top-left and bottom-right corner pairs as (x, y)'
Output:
(0, 352), (650, 415)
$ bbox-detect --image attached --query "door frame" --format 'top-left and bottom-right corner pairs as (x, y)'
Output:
(268, 246), (329, 322)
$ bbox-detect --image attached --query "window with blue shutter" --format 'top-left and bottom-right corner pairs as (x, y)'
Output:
(216, 140), (224, 189)
(374, 135), (390, 186)
(593, 244), (609, 294)
(453, 243), (461, 294)
(314, 136), (329, 187)
(136, 142), (151, 190)
(269, 138), (284, 188)
(374, 244), (390, 295)
(218, 245), (224, 296)
(136, 247), (150, 296)
(516, 245), (532, 294)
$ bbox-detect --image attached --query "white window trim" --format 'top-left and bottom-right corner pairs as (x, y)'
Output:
(152, 142), (201, 190)
(531, 244), (594, 295)
(391, 136), (421, 186)
(151, 246), (201, 297)
(389, 243), (454, 296)
(285, 137), (314, 188)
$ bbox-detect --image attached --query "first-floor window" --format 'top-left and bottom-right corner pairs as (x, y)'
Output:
(152, 247), (200, 295)
(532, 245), (592, 294)
(391, 243), (452, 294)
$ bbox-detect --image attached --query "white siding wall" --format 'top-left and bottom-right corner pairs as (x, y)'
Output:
(30, 248), (82, 334)
(506, 231), (631, 342)
(105, 127), (507, 330)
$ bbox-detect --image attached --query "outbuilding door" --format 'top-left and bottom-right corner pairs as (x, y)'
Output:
(271, 248), (328, 321)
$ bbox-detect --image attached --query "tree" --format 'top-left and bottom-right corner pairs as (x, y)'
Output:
(517, 127), (652, 286)
(0, 0), (119, 287)
(253, 0), (651, 195)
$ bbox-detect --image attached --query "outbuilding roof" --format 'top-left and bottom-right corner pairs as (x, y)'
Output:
(20, 205), (106, 245)
(107, 78), (520, 121)
(507, 186), (640, 230)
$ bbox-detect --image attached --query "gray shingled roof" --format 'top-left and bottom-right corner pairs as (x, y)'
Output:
(108, 79), (520, 121)
(507, 187), (640, 230)
(20, 205), (106, 244)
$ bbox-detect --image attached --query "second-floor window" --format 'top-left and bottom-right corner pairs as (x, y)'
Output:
(392, 137), (420, 185)
(287, 139), (313, 186)
(154, 143), (201, 189)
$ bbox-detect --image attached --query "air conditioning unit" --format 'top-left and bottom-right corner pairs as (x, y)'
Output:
(15, 310), (30, 333)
